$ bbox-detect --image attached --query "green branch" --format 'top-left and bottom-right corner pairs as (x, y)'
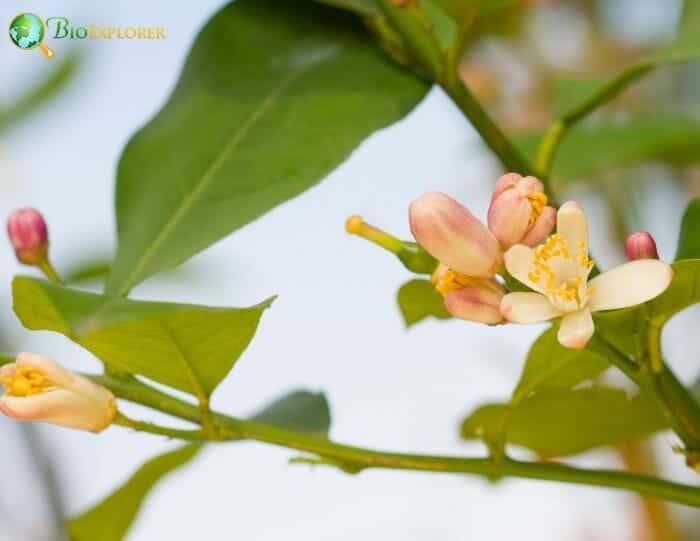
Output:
(441, 79), (535, 176)
(374, 0), (535, 178)
(535, 62), (655, 179)
(92, 373), (700, 508)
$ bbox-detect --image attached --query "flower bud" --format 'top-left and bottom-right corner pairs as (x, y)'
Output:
(345, 215), (437, 274)
(487, 174), (555, 248)
(7, 208), (48, 265)
(409, 192), (502, 278)
(0, 353), (116, 433)
(625, 231), (659, 261)
(443, 278), (505, 324)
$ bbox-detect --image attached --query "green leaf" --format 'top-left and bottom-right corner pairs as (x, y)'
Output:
(0, 52), (82, 133)
(63, 257), (112, 285)
(676, 198), (700, 260)
(396, 279), (450, 327)
(516, 116), (700, 181)
(648, 259), (700, 327)
(12, 276), (272, 397)
(314, 0), (380, 17)
(461, 387), (667, 457)
(549, 0), (700, 125)
(68, 444), (201, 541)
(251, 390), (331, 436)
(106, 0), (428, 296)
(553, 76), (608, 119)
(657, 0), (700, 62)
(511, 327), (610, 404)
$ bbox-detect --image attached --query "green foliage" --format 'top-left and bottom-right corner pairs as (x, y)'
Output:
(517, 116), (700, 181)
(63, 257), (112, 285)
(676, 198), (700, 260)
(461, 387), (667, 457)
(647, 260), (700, 327)
(510, 327), (610, 404)
(251, 390), (331, 436)
(12, 277), (272, 397)
(314, 0), (380, 17)
(547, 0), (700, 127)
(106, 0), (428, 296)
(396, 279), (450, 326)
(0, 52), (82, 133)
(462, 257), (700, 457)
(68, 444), (201, 541)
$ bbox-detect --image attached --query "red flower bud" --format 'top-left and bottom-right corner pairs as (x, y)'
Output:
(7, 208), (48, 265)
(625, 231), (659, 261)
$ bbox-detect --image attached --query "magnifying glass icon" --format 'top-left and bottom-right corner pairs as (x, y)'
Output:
(9, 13), (54, 59)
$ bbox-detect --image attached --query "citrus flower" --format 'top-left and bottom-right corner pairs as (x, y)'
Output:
(500, 202), (673, 349)
(487, 173), (556, 249)
(0, 353), (116, 432)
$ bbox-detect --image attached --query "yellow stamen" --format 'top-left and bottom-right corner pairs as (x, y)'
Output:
(432, 267), (473, 295)
(526, 192), (548, 226)
(0, 367), (51, 397)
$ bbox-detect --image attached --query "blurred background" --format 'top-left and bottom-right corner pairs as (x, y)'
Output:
(0, 0), (699, 539)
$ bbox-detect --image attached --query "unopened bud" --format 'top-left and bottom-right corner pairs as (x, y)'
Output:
(625, 231), (659, 260)
(487, 174), (555, 249)
(7, 208), (48, 265)
(442, 277), (505, 325)
(409, 192), (502, 278)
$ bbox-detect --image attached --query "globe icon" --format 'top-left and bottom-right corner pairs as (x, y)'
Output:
(8, 13), (53, 58)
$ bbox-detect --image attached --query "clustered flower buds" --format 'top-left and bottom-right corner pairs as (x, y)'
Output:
(0, 353), (116, 432)
(7, 208), (48, 265)
(346, 172), (674, 347)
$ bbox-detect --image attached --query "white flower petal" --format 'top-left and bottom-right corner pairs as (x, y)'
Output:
(557, 201), (588, 252)
(587, 260), (673, 312)
(500, 292), (562, 323)
(503, 244), (546, 294)
(557, 308), (594, 350)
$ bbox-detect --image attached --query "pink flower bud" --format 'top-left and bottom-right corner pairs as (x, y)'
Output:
(7, 208), (48, 265)
(0, 353), (116, 432)
(487, 174), (555, 248)
(409, 192), (502, 278)
(625, 231), (659, 260)
(443, 278), (505, 324)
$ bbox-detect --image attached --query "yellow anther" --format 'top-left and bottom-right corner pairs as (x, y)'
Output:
(0, 367), (51, 397)
(433, 267), (472, 296)
(526, 192), (548, 226)
(527, 271), (540, 283)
